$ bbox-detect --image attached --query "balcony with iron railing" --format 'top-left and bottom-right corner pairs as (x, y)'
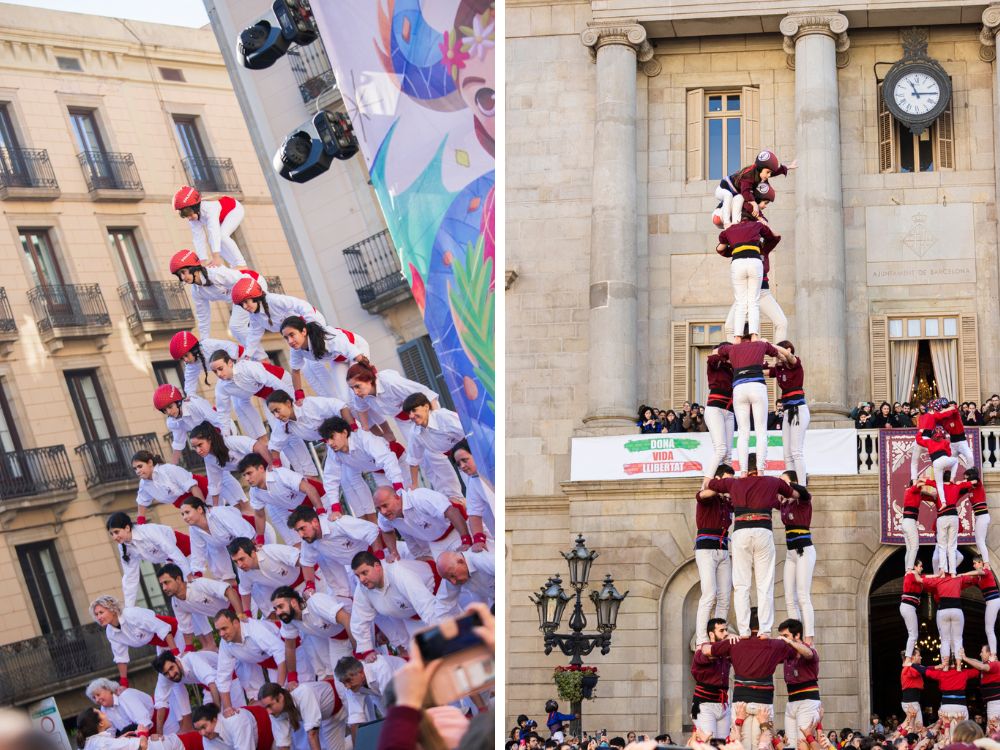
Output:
(343, 229), (411, 312)
(165, 431), (205, 474)
(76, 150), (144, 201)
(0, 147), (59, 199)
(118, 281), (194, 342)
(28, 283), (111, 351)
(0, 287), (16, 355)
(75, 432), (159, 499)
(287, 39), (338, 104)
(181, 156), (241, 196)
(0, 445), (77, 521)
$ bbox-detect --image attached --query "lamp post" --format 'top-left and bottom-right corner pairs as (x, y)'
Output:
(530, 534), (628, 738)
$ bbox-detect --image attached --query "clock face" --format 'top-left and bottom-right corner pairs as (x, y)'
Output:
(892, 72), (941, 117)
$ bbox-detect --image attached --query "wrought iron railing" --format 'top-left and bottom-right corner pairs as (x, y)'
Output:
(118, 281), (194, 328)
(0, 445), (76, 501)
(75, 433), (159, 488)
(28, 283), (110, 333)
(343, 229), (408, 306)
(164, 431), (205, 473)
(181, 156), (241, 194)
(0, 622), (155, 704)
(76, 150), (143, 192)
(265, 276), (284, 295)
(287, 40), (337, 103)
(0, 288), (15, 334)
(0, 147), (58, 190)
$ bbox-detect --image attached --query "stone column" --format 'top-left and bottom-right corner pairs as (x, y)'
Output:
(579, 21), (659, 433)
(981, 4), (1000, 390)
(780, 13), (850, 420)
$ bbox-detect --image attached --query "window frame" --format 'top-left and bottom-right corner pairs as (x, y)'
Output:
(877, 80), (954, 173)
(107, 227), (154, 298)
(64, 369), (117, 444)
(152, 360), (184, 390)
(17, 540), (79, 634)
(704, 91), (743, 182)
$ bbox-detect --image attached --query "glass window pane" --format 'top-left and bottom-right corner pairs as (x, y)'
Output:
(727, 118), (741, 177)
(109, 229), (150, 287)
(140, 561), (167, 612)
(708, 119), (723, 180)
(38, 548), (73, 629)
(709, 325), (722, 335)
(900, 128), (915, 173)
(925, 319), (940, 337)
(708, 95), (722, 113)
(80, 377), (111, 441)
(919, 136), (934, 172)
(944, 318), (958, 337)
(907, 319), (921, 337)
(889, 319), (904, 338)
(726, 95), (741, 111)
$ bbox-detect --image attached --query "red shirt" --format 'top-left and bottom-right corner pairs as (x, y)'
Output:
(901, 665), (924, 691)
(923, 574), (980, 604)
(691, 647), (731, 688)
(902, 485), (925, 519)
(902, 572), (923, 596)
(734, 164), (788, 203)
(917, 412), (938, 438)
(918, 432), (951, 456)
(982, 661), (1000, 702)
(709, 637), (796, 679)
(695, 493), (732, 550)
(935, 407), (967, 438)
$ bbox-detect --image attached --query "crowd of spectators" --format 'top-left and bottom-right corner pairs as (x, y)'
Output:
(636, 402), (708, 433)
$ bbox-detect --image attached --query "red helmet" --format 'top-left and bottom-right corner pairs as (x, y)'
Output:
(153, 384), (183, 411)
(754, 182), (776, 203)
(755, 149), (780, 173)
(169, 330), (199, 360)
(169, 249), (201, 275)
(173, 186), (201, 210)
(232, 277), (264, 305)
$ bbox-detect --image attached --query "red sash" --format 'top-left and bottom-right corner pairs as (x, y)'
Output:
(149, 615), (179, 647)
(174, 474), (210, 508)
(332, 329), (356, 362)
(218, 196), (236, 223)
(177, 732), (204, 750)
(387, 441), (406, 460)
(254, 362), (287, 398)
(322, 678), (344, 715)
(394, 410), (411, 421)
(424, 559), (443, 594)
(242, 514), (258, 530)
(305, 477), (327, 498)
(173, 530), (192, 556)
(431, 502), (469, 543)
(243, 705), (274, 750)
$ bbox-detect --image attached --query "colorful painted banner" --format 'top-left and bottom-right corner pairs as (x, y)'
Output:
(570, 429), (858, 481)
(312, 0), (496, 486)
(879, 428), (981, 544)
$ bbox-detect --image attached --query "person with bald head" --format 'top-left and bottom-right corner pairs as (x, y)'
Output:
(373, 485), (472, 560)
(436, 548), (495, 609)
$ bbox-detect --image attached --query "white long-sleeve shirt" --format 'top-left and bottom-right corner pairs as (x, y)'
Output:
(104, 687), (156, 731)
(277, 396), (349, 443)
(189, 267), (266, 341)
(171, 577), (233, 636)
(465, 474), (495, 535)
(248, 466), (310, 514)
(189, 506), (258, 575)
(279, 592), (350, 642)
(136, 463), (199, 510)
(188, 198), (246, 265)
(322, 430), (405, 500)
(341, 656), (405, 725)
(216, 619), (285, 693)
(350, 369), (437, 426)
(288, 327), (365, 369)
(119, 524), (191, 607)
(407, 408), (466, 465)
(376, 487), (456, 545)
(270, 681), (345, 749)
(106, 606), (174, 664)
(153, 650), (222, 711)
(202, 708), (261, 750)
(202, 435), (257, 497)
(244, 292), (325, 360)
(182, 337), (241, 396)
(298, 515), (380, 573)
(236, 544), (303, 599)
(165, 395), (232, 450)
(439, 547), (496, 609)
(350, 559), (443, 654)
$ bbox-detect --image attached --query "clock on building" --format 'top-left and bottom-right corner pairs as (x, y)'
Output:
(881, 29), (952, 136)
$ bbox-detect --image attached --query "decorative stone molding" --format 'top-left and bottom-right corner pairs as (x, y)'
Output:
(581, 20), (661, 77)
(780, 12), (850, 69)
(980, 4), (1000, 62)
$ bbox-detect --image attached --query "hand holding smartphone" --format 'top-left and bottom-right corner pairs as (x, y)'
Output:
(413, 609), (495, 705)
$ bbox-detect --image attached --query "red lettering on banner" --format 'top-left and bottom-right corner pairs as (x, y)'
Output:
(652, 451), (675, 461)
(623, 461), (703, 475)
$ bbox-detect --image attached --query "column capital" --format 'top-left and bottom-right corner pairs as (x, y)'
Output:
(779, 12), (850, 68)
(581, 20), (661, 76)
(980, 3), (1000, 62)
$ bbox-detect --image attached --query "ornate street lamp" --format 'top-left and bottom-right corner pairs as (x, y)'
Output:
(531, 534), (629, 738)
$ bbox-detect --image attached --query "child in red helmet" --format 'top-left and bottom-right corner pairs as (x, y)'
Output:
(173, 186), (247, 269)
(713, 149), (796, 228)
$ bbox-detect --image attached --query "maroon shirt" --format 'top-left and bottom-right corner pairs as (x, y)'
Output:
(783, 645), (819, 686)
(779, 496), (812, 529)
(708, 475), (791, 530)
(706, 353), (734, 408)
(691, 647), (731, 688)
(718, 220), (776, 258)
(734, 164), (788, 202)
(719, 341), (780, 371)
(709, 637), (795, 679)
(695, 493), (732, 550)
(768, 359), (804, 398)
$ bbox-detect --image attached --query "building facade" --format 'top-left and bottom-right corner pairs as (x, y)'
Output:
(507, 0), (1000, 735)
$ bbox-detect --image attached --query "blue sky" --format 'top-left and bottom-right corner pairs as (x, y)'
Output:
(4, 0), (210, 27)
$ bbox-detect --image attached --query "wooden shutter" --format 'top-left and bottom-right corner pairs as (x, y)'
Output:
(741, 86), (760, 167)
(760, 318), (777, 407)
(936, 93), (954, 170)
(959, 314), (980, 403)
(687, 88), (704, 181)
(869, 316), (890, 405)
(671, 322), (690, 407)
(877, 83), (895, 173)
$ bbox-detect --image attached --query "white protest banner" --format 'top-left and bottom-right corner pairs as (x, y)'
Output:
(29, 698), (72, 750)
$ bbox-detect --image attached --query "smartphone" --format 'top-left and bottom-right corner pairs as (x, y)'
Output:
(413, 611), (494, 704)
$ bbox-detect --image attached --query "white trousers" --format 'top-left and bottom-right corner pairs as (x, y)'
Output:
(977, 514), (992, 564)
(703, 406), (735, 478)
(731, 527), (776, 635)
(902, 518), (920, 571)
(693, 701), (731, 740)
(782, 404), (810, 484)
(987, 599), (1000, 655)
(900, 602), (919, 657)
(739, 703), (772, 748)
(216, 200), (246, 266)
(901, 702), (921, 725)
(784, 699), (822, 748)
(726, 287), (788, 343)
(988, 699), (1000, 721)
(910, 442), (928, 482)
(301, 335), (371, 404)
(936, 515), (959, 575)
(931, 544), (965, 575)
(400, 421), (463, 499)
(939, 704), (969, 721)
(783, 545), (816, 637)
(714, 184), (742, 227)
(936, 607), (964, 661)
(952, 438), (974, 469)
(933, 454), (959, 510)
(695, 549), (732, 644)
(730, 257), (764, 336)
(733, 382), (769, 475)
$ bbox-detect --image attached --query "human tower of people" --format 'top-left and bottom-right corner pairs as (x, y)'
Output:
(75, 187), (496, 750)
(663, 151), (1000, 750)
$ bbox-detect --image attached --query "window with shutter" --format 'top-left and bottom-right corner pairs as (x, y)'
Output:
(936, 97), (954, 169)
(759, 319), (777, 407)
(397, 335), (455, 410)
(880, 78), (954, 172)
(959, 314), (980, 403)
(870, 316), (890, 405)
(877, 84), (895, 173)
(686, 88), (704, 181)
(741, 86), (760, 167)
(671, 322), (689, 407)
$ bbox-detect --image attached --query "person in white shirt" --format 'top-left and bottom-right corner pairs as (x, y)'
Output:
(173, 187), (247, 269)
(186, 424), (266, 510)
(373, 486), (472, 560)
(74, 705), (200, 750)
(452, 439), (495, 541)
(106, 513), (191, 608)
(156, 564), (242, 651)
(280, 315), (370, 403)
(91, 596), (182, 686)
(180, 498), (274, 581)
(237, 452), (328, 546)
(85, 678), (181, 736)
(264, 391), (354, 443)
(402, 392), (465, 499)
(151, 651), (246, 734)
(214, 611), (287, 706)
(349, 551), (453, 659)
(271, 586), (354, 683)
(132, 451), (210, 525)
(192, 703), (274, 750)
(227, 538), (312, 617)
(333, 655), (406, 729)
(436, 548), (496, 609)
(319, 416), (407, 522)
(154, 384), (232, 464)
(287, 504), (383, 580)
(258, 681), (348, 750)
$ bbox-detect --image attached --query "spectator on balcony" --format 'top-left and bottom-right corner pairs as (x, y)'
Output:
(768, 399), (784, 431)
(963, 401), (984, 426)
(173, 186), (247, 270)
(893, 403), (915, 429)
(280, 315), (372, 405)
(852, 401), (873, 423)
(106, 513), (191, 609)
(684, 404), (708, 432)
(983, 395), (1000, 426)
(636, 406), (659, 434)
(662, 409), (685, 433)
(870, 402), (894, 429)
